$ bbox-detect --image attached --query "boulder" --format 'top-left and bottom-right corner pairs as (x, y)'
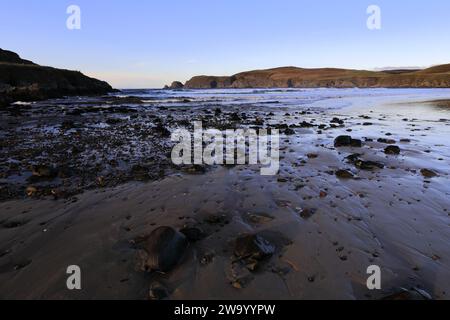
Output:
(384, 145), (401, 155)
(335, 169), (354, 179)
(355, 160), (384, 170)
(138, 227), (188, 273)
(234, 234), (275, 261)
(334, 136), (362, 148)
(420, 169), (437, 178)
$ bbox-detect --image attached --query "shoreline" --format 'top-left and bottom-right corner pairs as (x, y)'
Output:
(1, 90), (449, 299)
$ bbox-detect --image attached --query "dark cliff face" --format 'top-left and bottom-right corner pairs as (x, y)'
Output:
(0, 49), (114, 107)
(184, 65), (450, 89)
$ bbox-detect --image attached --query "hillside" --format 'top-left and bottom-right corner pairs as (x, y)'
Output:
(182, 65), (450, 89)
(0, 49), (114, 107)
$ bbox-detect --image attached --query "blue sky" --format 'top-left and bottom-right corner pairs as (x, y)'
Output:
(1, 0), (450, 88)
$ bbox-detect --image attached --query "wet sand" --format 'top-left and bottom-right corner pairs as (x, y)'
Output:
(0, 91), (449, 300)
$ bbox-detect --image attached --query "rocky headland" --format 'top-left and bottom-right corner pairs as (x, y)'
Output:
(0, 49), (114, 107)
(172, 65), (450, 89)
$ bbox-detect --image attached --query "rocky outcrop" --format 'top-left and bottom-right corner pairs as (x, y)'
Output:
(183, 65), (450, 89)
(169, 81), (184, 89)
(0, 48), (114, 107)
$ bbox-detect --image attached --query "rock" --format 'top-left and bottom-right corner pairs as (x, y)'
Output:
(355, 160), (384, 170)
(180, 226), (206, 242)
(377, 138), (396, 144)
(346, 153), (361, 164)
(335, 169), (354, 179)
(26, 186), (37, 197)
(229, 112), (241, 121)
(330, 117), (344, 125)
(169, 81), (184, 89)
(420, 169), (437, 178)
(381, 287), (432, 300)
(299, 121), (314, 128)
(149, 282), (169, 300)
(138, 227), (188, 273)
(384, 145), (401, 155)
(234, 234), (275, 261)
(299, 208), (317, 219)
(229, 263), (254, 289)
(283, 128), (295, 135)
(334, 136), (362, 148)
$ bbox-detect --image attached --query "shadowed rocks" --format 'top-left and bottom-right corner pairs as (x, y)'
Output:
(384, 145), (401, 155)
(421, 168), (438, 178)
(334, 135), (362, 148)
(234, 234), (275, 270)
(137, 227), (188, 273)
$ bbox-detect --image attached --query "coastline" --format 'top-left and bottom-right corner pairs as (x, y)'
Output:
(1, 90), (449, 299)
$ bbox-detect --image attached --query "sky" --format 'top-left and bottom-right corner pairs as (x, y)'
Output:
(1, 0), (450, 88)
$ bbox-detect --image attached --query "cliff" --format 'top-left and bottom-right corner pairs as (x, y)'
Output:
(0, 49), (114, 107)
(183, 65), (450, 89)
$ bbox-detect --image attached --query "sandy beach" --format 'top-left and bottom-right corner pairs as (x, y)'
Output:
(1, 89), (450, 300)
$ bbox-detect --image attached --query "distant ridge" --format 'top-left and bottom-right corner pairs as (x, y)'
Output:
(0, 48), (115, 107)
(176, 65), (450, 89)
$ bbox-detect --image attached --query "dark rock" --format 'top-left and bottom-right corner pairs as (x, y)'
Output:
(299, 208), (317, 219)
(377, 138), (396, 144)
(180, 226), (206, 242)
(284, 128), (295, 135)
(149, 282), (169, 300)
(355, 160), (384, 170)
(334, 135), (352, 147)
(230, 112), (241, 121)
(138, 227), (188, 273)
(234, 234), (275, 261)
(420, 169), (437, 178)
(334, 136), (362, 148)
(335, 169), (354, 179)
(330, 117), (344, 125)
(384, 145), (401, 155)
(299, 121), (314, 128)
(345, 153), (361, 164)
